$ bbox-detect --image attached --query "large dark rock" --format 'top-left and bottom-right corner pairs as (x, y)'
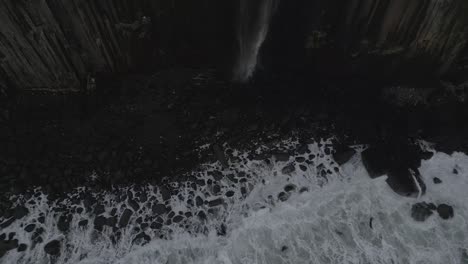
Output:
(57, 214), (72, 233)
(0, 239), (19, 258)
(44, 240), (61, 256)
(362, 142), (427, 197)
(93, 216), (108, 231)
(281, 164), (295, 174)
(437, 204), (454, 220)
(152, 204), (167, 215)
(119, 209), (133, 228)
(386, 168), (426, 197)
(333, 146), (356, 165)
(411, 202), (435, 222)
(361, 147), (389, 178)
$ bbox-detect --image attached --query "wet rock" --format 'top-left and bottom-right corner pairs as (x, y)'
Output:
(93, 204), (105, 215)
(133, 232), (151, 245)
(278, 192), (290, 202)
(128, 199), (140, 211)
(284, 184), (297, 192)
(78, 220), (88, 227)
(274, 153), (290, 162)
(107, 216), (118, 227)
(0, 239), (18, 257)
(152, 204), (167, 214)
(281, 164), (295, 174)
(32, 228), (44, 244)
(24, 224), (36, 233)
(437, 204), (454, 220)
(197, 211), (207, 220)
(433, 177), (442, 184)
(213, 144), (229, 168)
(17, 243), (27, 252)
(150, 222), (162, 230)
(212, 185), (221, 194)
(0, 217), (16, 229)
(386, 168), (426, 197)
(208, 198), (224, 207)
(44, 240), (61, 255)
(159, 187), (171, 201)
(13, 206), (29, 220)
(173, 215), (184, 223)
(295, 157), (306, 163)
(211, 170), (223, 181)
(225, 191), (235, 197)
(93, 216), (108, 231)
(411, 202), (435, 222)
(362, 147), (388, 178)
(119, 209), (133, 228)
(195, 196), (204, 207)
(38, 216), (45, 223)
(296, 145), (309, 155)
(333, 146), (356, 165)
(58, 214), (72, 233)
(299, 165), (307, 172)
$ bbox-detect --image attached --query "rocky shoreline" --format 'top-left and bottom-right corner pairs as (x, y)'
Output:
(1, 69), (468, 198)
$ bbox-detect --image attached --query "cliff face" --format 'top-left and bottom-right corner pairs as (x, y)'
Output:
(0, 0), (468, 93)
(0, 0), (235, 93)
(266, 0), (468, 80)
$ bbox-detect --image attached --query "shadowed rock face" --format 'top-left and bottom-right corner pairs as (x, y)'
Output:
(265, 0), (468, 80)
(0, 0), (235, 92)
(0, 0), (468, 92)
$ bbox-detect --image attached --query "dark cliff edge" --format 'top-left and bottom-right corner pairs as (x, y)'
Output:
(1, 0), (468, 196)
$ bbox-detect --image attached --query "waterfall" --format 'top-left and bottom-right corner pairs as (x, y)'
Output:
(233, 0), (278, 82)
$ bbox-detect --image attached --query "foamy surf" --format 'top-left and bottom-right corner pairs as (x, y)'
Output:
(1, 140), (467, 264)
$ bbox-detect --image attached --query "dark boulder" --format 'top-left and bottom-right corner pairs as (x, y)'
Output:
(433, 177), (442, 184)
(78, 219), (88, 227)
(44, 240), (61, 255)
(13, 206), (29, 220)
(57, 214), (72, 233)
(119, 209), (133, 228)
(333, 146), (356, 165)
(361, 147), (389, 178)
(437, 204), (454, 220)
(0, 239), (18, 258)
(274, 153), (290, 162)
(132, 232), (151, 245)
(173, 215), (184, 223)
(17, 243), (27, 252)
(128, 199), (140, 211)
(208, 198), (224, 207)
(93, 216), (108, 231)
(386, 168), (426, 197)
(281, 164), (295, 174)
(213, 144), (229, 168)
(24, 224), (36, 233)
(411, 202), (435, 222)
(151, 204), (167, 215)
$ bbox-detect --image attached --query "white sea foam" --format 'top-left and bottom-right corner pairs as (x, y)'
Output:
(1, 141), (467, 264)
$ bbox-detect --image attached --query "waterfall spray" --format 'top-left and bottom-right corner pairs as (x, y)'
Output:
(233, 0), (278, 82)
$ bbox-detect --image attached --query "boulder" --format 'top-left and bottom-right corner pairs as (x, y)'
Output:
(411, 202), (435, 222)
(386, 168), (426, 197)
(281, 164), (295, 174)
(333, 146), (356, 165)
(44, 240), (61, 255)
(361, 147), (389, 178)
(437, 204), (454, 220)
(119, 209), (133, 228)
